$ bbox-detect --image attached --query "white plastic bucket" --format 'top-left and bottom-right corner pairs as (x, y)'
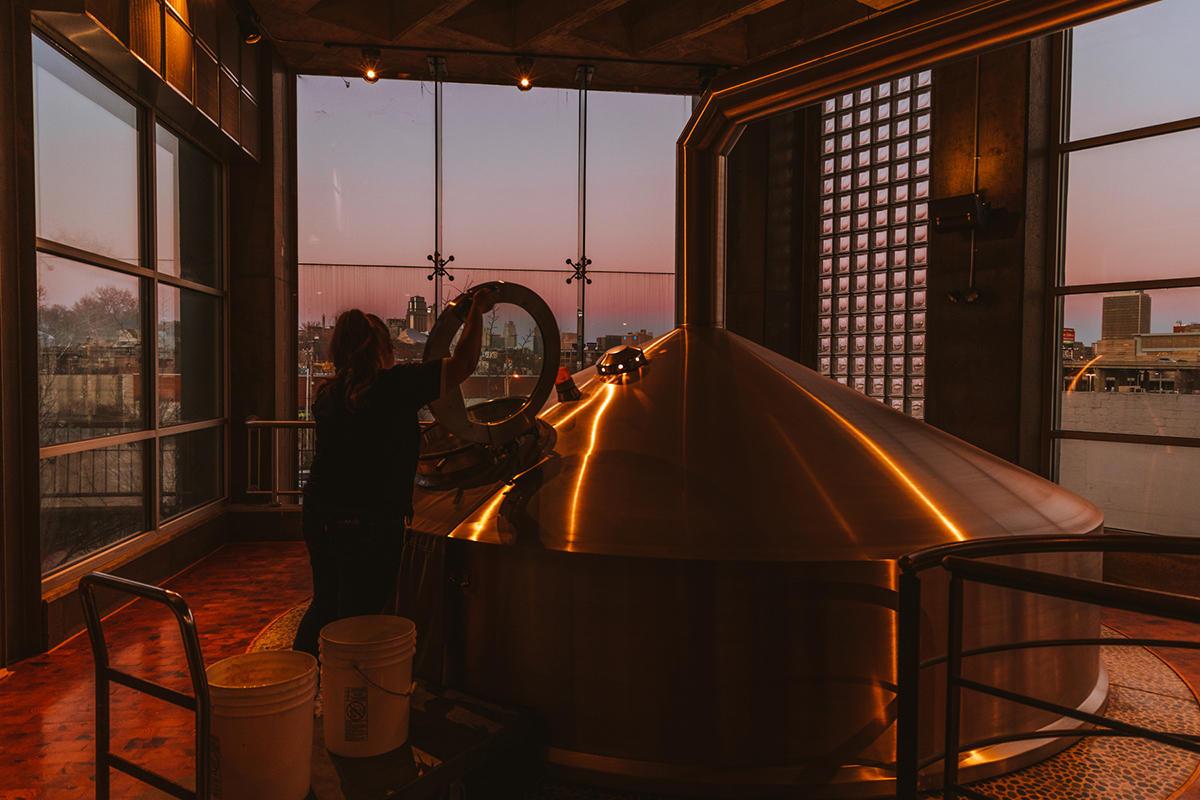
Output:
(319, 615), (417, 757)
(206, 650), (318, 800)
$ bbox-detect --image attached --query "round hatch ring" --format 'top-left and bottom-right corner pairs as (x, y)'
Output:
(422, 281), (561, 447)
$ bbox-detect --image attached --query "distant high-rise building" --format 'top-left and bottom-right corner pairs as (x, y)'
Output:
(597, 335), (624, 352)
(532, 328), (543, 357)
(406, 296), (431, 332)
(622, 329), (654, 347)
(385, 318), (405, 339)
(1101, 291), (1151, 339)
(503, 320), (518, 349)
(560, 332), (580, 370)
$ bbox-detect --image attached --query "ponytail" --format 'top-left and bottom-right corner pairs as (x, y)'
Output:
(321, 310), (393, 411)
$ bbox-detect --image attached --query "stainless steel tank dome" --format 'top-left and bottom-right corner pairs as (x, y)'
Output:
(453, 326), (1100, 560)
(412, 324), (1104, 798)
(407, 6), (1136, 789)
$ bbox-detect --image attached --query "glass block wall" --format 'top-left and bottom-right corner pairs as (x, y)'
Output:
(817, 71), (932, 419)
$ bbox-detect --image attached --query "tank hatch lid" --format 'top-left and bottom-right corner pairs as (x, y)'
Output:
(450, 327), (1102, 562)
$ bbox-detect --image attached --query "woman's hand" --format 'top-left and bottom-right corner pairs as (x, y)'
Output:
(445, 287), (500, 388)
(468, 287), (498, 316)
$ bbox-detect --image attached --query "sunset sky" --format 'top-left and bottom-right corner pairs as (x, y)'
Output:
(1061, 0), (1200, 344)
(295, 76), (690, 342)
(32, 0), (1200, 352)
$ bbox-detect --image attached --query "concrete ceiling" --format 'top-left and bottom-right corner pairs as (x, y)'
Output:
(250, 0), (908, 94)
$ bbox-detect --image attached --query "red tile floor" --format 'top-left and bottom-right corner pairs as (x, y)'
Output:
(0, 542), (311, 799)
(1, 542), (1199, 799)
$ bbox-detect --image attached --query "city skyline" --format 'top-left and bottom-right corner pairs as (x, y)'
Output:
(1064, 287), (1200, 346)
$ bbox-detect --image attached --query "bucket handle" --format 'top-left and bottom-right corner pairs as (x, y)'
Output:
(353, 664), (416, 697)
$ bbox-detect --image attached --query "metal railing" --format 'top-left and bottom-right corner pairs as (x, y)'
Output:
(80, 572), (211, 800)
(896, 533), (1200, 799)
(244, 416), (313, 505)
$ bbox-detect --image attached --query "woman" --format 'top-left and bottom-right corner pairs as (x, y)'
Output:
(292, 288), (496, 659)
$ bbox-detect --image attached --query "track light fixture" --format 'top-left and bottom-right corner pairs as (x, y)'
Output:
(427, 55), (448, 81)
(362, 48), (382, 83)
(516, 57), (534, 91)
(576, 64), (594, 89)
(238, 13), (262, 44)
(945, 288), (980, 304)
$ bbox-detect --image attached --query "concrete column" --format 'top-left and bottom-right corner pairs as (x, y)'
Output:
(724, 111), (809, 365)
(228, 46), (296, 504)
(925, 40), (1053, 471)
(0, 0), (44, 664)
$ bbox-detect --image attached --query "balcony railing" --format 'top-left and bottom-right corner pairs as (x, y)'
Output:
(244, 417), (313, 505)
(896, 533), (1200, 798)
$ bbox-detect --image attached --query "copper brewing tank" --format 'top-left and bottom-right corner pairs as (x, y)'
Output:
(401, 3), (1162, 794)
(415, 327), (1103, 797)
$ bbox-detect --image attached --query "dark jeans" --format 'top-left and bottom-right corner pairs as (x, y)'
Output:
(292, 505), (406, 661)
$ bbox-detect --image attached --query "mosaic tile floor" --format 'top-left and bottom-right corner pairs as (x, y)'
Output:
(252, 607), (1200, 800)
(917, 628), (1200, 800)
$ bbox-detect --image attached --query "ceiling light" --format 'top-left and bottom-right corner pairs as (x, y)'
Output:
(516, 57), (534, 92)
(362, 48), (381, 83)
(238, 13), (262, 45)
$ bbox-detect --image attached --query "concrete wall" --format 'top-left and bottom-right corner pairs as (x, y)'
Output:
(1061, 391), (1200, 438)
(1059, 391), (1200, 537)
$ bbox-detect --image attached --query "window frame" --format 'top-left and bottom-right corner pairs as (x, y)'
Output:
(1046, 24), (1200, 525)
(33, 30), (230, 590)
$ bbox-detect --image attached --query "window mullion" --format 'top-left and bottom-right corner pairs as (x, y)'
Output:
(144, 107), (161, 534)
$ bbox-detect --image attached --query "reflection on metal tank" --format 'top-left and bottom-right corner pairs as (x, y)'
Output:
(418, 326), (1105, 797)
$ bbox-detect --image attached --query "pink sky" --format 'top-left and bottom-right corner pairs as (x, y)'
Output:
(295, 76), (689, 341)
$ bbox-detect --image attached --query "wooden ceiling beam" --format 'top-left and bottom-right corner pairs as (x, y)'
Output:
(622, 0), (788, 55)
(744, 0), (872, 60)
(514, 0), (635, 50)
(305, 0), (476, 42)
(855, 0), (910, 9)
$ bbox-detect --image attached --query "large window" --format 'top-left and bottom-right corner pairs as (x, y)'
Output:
(34, 35), (226, 575)
(1053, 0), (1200, 536)
(296, 75), (684, 416)
(817, 72), (932, 418)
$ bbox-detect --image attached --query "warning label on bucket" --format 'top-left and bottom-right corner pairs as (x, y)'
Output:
(344, 687), (368, 741)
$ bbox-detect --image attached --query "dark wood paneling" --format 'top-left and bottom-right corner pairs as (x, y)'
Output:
(926, 43), (1048, 466)
(726, 120), (769, 344)
(725, 110), (806, 363)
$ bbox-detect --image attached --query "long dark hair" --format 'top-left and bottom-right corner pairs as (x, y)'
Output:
(320, 309), (394, 411)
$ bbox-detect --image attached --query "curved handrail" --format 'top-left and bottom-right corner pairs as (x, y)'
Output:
(895, 531), (1200, 799)
(900, 532), (1200, 574)
(245, 415), (313, 429)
